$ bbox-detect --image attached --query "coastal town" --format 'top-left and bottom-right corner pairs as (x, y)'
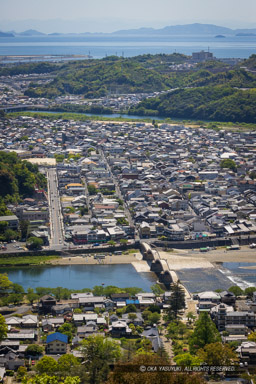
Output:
(0, 114), (256, 250)
(0, 110), (256, 381)
(0, 54), (256, 382)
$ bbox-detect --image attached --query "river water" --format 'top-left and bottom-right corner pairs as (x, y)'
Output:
(1, 261), (256, 293)
(0, 264), (157, 291)
(177, 262), (256, 293)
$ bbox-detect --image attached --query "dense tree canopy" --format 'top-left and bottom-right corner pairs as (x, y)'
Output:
(26, 236), (44, 250)
(25, 344), (44, 357)
(25, 60), (171, 99)
(197, 342), (238, 366)
(35, 356), (58, 375)
(166, 281), (186, 320)
(228, 285), (244, 296)
(220, 159), (237, 172)
(130, 86), (256, 123)
(23, 374), (81, 384)
(0, 314), (7, 342)
(189, 312), (221, 353)
(80, 335), (121, 384)
(0, 273), (13, 295)
(0, 151), (46, 201)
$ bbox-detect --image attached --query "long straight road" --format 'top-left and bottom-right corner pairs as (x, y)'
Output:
(47, 168), (64, 250)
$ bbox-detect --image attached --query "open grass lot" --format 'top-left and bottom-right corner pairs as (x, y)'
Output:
(0, 255), (59, 266)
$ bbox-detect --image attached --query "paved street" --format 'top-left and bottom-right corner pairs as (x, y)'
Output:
(47, 168), (64, 250)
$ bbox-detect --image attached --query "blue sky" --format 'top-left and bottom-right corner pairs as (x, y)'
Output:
(0, 0), (255, 33)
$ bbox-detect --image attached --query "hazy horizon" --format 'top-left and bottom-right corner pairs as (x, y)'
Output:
(0, 0), (255, 34)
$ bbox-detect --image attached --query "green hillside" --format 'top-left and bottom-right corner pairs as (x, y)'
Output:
(7, 53), (256, 123)
(24, 58), (174, 98)
(129, 86), (256, 123)
(0, 151), (46, 206)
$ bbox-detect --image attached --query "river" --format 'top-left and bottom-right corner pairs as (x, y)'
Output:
(2, 261), (256, 293)
(28, 110), (171, 121)
(0, 264), (157, 291)
(28, 110), (212, 124)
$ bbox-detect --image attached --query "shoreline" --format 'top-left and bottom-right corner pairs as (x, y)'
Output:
(161, 246), (256, 264)
(47, 246), (256, 278)
(49, 252), (148, 268)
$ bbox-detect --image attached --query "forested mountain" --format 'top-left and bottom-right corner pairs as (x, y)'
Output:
(129, 86), (256, 123)
(128, 55), (256, 123)
(23, 55), (256, 100)
(24, 58), (177, 98)
(0, 62), (57, 77)
(5, 53), (256, 123)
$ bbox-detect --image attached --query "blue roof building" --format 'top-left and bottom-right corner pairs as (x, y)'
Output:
(46, 332), (68, 355)
(126, 299), (139, 305)
(46, 332), (68, 344)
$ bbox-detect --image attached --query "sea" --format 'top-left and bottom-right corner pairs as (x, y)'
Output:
(0, 34), (255, 60)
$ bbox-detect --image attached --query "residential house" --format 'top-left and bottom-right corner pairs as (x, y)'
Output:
(236, 341), (256, 366)
(79, 297), (106, 311)
(109, 321), (132, 337)
(142, 326), (162, 352)
(42, 318), (64, 333)
(0, 215), (19, 230)
(39, 295), (56, 314)
(46, 332), (68, 355)
(220, 291), (236, 305)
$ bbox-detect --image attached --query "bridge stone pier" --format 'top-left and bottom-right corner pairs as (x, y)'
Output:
(140, 242), (155, 261)
(141, 242), (175, 287)
(151, 259), (163, 273)
(160, 270), (173, 285)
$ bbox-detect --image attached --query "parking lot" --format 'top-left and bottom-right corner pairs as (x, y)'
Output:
(0, 241), (27, 254)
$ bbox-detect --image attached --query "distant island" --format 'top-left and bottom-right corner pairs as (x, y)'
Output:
(215, 35), (225, 38)
(2, 23), (256, 37)
(0, 31), (14, 37)
(18, 29), (46, 36)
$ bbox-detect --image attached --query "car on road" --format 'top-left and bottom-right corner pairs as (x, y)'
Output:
(92, 243), (100, 247)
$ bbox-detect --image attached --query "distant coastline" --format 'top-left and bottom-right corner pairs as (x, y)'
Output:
(1, 22), (256, 37)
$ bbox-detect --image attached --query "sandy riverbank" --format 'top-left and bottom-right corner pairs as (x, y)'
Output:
(49, 246), (256, 270)
(159, 251), (214, 270)
(50, 252), (144, 266)
(162, 246), (256, 264)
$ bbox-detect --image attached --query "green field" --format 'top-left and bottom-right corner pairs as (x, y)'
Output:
(0, 255), (59, 266)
